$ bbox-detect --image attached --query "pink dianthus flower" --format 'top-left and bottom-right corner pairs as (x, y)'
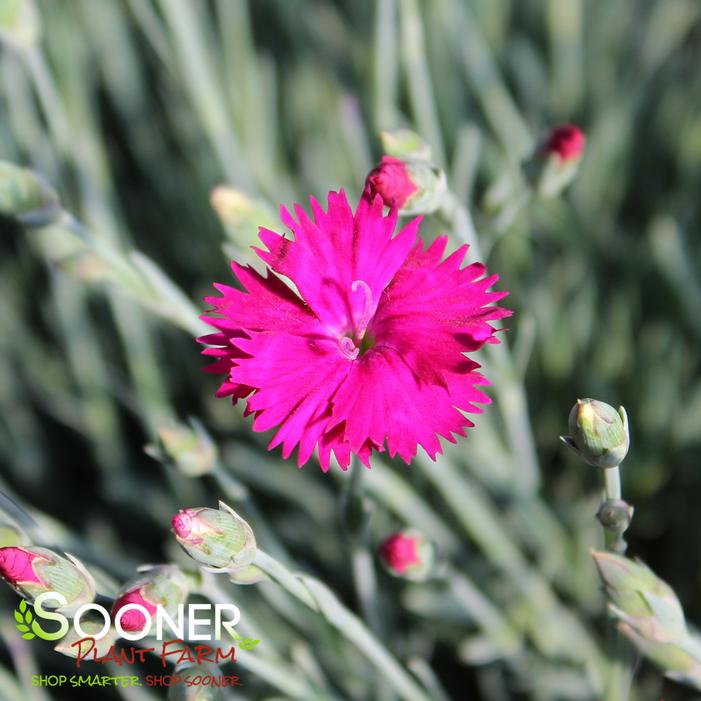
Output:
(200, 191), (509, 471)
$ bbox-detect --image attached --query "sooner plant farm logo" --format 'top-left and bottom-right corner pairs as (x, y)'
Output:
(12, 591), (259, 669)
(14, 598), (53, 640)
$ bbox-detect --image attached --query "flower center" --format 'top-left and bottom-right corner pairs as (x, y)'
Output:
(339, 279), (376, 360)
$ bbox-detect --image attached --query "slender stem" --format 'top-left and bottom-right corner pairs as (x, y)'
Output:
(600, 464), (631, 701)
(345, 456), (384, 637)
(604, 466), (622, 501)
(441, 190), (541, 495)
(373, 0), (399, 130)
(399, 0), (446, 165)
(253, 549), (432, 701)
(443, 565), (521, 658)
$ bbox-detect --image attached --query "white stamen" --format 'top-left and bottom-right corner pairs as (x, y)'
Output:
(351, 279), (374, 338)
(339, 336), (359, 360)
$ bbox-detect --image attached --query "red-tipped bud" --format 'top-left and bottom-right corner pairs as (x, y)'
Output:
(0, 546), (95, 615)
(171, 502), (256, 573)
(379, 530), (435, 582)
(381, 533), (419, 573)
(171, 512), (195, 540)
(525, 124), (586, 198)
(112, 565), (190, 637)
(0, 547), (45, 586)
(112, 588), (157, 633)
(543, 124), (585, 163)
(365, 156), (419, 209)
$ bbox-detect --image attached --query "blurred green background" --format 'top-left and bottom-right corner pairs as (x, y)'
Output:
(0, 0), (700, 699)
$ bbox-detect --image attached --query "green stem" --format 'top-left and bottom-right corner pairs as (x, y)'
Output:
(604, 466), (622, 501)
(344, 457), (384, 637)
(601, 464), (631, 701)
(399, 0), (446, 165)
(253, 549), (432, 701)
(443, 566), (521, 658)
(198, 577), (322, 700)
(441, 190), (541, 496)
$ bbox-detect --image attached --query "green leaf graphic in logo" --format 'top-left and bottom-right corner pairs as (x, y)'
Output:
(237, 637), (260, 651)
(14, 599), (52, 641)
(14, 599), (35, 639)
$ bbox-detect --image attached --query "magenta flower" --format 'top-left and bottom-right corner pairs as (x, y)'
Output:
(201, 191), (509, 471)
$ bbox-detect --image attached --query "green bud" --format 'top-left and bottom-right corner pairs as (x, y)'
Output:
(55, 613), (116, 659)
(172, 502), (256, 573)
(596, 499), (633, 533)
(618, 622), (701, 688)
(561, 399), (629, 468)
(0, 161), (61, 228)
(36, 225), (111, 282)
(402, 160), (447, 216)
(168, 664), (225, 700)
(380, 128), (432, 162)
(592, 550), (686, 643)
(148, 419), (217, 477)
(0, 0), (40, 51)
(210, 186), (278, 255)
(0, 546), (96, 616)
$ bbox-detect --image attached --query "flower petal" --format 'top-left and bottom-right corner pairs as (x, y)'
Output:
(254, 190), (417, 333)
(230, 332), (352, 469)
(371, 235), (510, 385)
(328, 347), (470, 464)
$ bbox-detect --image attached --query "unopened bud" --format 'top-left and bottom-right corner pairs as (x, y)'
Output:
(0, 0), (40, 51)
(169, 664), (226, 700)
(365, 156), (418, 209)
(379, 530), (435, 582)
(364, 155), (446, 215)
(0, 546), (95, 615)
(0, 161), (60, 228)
(525, 124), (585, 198)
(592, 550), (686, 643)
(210, 186), (277, 254)
(597, 499), (634, 533)
(618, 622), (701, 684)
(112, 565), (190, 636)
(561, 399), (630, 468)
(380, 129), (432, 162)
(55, 613), (116, 659)
(172, 502), (256, 573)
(148, 420), (217, 477)
(544, 124), (585, 162)
(0, 522), (29, 548)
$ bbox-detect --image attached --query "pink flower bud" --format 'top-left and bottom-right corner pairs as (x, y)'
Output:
(0, 546), (95, 614)
(112, 588), (157, 633)
(112, 565), (190, 636)
(379, 530), (436, 582)
(171, 503), (257, 572)
(543, 124), (585, 162)
(0, 547), (45, 586)
(171, 512), (195, 540)
(380, 532), (420, 574)
(364, 155), (419, 209)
